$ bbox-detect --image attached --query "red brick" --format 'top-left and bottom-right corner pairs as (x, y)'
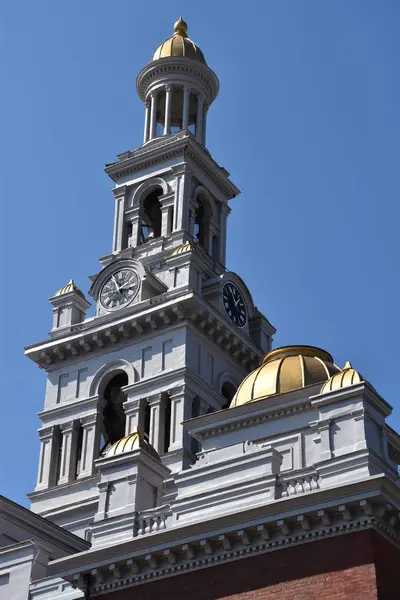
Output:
(103, 530), (400, 600)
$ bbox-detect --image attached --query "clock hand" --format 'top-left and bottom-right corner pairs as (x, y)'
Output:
(111, 275), (120, 292)
(119, 277), (136, 291)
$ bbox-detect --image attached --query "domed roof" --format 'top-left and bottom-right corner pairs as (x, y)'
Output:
(230, 346), (341, 408)
(55, 279), (85, 298)
(107, 428), (160, 461)
(152, 18), (206, 65)
(320, 361), (364, 394)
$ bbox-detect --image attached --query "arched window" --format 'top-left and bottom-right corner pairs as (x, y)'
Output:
(140, 187), (162, 244)
(100, 372), (128, 453)
(221, 381), (237, 408)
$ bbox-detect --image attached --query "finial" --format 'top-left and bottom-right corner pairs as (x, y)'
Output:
(343, 360), (353, 369)
(174, 16), (188, 37)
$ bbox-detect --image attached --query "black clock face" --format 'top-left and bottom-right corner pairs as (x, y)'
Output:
(222, 282), (247, 328)
(100, 268), (140, 311)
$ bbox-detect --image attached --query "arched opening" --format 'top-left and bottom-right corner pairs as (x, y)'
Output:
(221, 381), (237, 408)
(193, 193), (213, 253)
(100, 372), (129, 453)
(140, 187), (162, 244)
(193, 201), (205, 246)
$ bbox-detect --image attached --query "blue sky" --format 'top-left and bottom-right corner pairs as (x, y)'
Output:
(0, 1), (399, 506)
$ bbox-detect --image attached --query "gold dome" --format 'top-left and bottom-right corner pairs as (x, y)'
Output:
(320, 361), (364, 394)
(152, 17), (206, 65)
(230, 346), (341, 408)
(107, 428), (160, 461)
(55, 279), (85, 298)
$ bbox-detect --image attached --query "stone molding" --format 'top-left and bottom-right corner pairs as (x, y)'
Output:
(27, 293), (261, 372)
(58, 493), (400, 596)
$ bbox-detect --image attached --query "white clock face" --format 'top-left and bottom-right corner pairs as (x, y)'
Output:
(222, 282), (247, 328)
(100, 268), (140, 311)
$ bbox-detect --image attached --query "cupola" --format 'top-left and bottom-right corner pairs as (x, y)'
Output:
(320, 361), (365, 394)
(136, 18), (219, 145)
(230, 346), (341, 408)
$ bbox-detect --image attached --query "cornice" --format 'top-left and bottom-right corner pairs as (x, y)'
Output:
(311, 381), (392, 416)
(47, 476), (400, 595)
(186, 387), (317, 442)
(105, 132), (239, 199)
(136, 57), (219, 105)
(25, 292), (261, 373)
(0, 495), (90, 555)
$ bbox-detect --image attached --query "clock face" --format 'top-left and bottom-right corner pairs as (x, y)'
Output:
(222, 282), (247, 328)
(100, 268), (140, 311)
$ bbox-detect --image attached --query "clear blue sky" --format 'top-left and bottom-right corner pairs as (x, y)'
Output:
(0, 1), (399, 507)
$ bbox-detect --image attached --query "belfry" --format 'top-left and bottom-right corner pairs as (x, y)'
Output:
(2, 18), (400, 600)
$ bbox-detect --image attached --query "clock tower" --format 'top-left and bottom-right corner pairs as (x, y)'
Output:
(25, 18), (275, 538)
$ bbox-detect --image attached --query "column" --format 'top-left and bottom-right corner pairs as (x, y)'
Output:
(143, 100), (150, 143)
(195, 94), (204, 143)
(125, 207), (141, 248)
(111, 186), (127, 253)
(124, 396), (147, 436)
(160, 194), (175, 237)
(36, 426), (57, 490)
(202, 105), (208, 146)
(148, 393), (167, 454)
(164, 86), (173, 135)
(77, 413), (101, 479)
(58, 421), (80, 485)
(168, 386), (194, 452)
(182, 87), (190, 131)
(149, 91), (157, 140)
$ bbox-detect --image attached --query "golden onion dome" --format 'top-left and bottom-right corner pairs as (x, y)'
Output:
(320, 361), (364, 394)
(230, 346), (341, 408)
(55, 279), (85, 298)
(106, 428), (160, 461)
(152, 17), (206, 65)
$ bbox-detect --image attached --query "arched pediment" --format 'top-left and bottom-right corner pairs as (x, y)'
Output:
(90, 360), (138, 397)
(194, 185), (217, 219)
(130, 177), (169, 208)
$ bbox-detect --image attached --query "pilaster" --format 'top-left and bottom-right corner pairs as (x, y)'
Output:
(148, 392), (167, 454)
(36, 426), (57, 490)
(58, 420), (80, 485)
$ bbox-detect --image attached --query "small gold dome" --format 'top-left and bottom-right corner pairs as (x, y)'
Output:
(152, 17), (206, 65)
(230, 346), (341, 408)
(107, 428), (160, 461)
(55, 279), (85, 298)
(320, 361), (364, 394)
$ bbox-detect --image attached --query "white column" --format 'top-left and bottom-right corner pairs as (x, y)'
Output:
(182, 87), (190, 131)
(36, 426), (56, 490)
(149, 91), (157, 140)
(202, 104), (208, 146)
(58, 421), (80, 485)
(126, 207), (141, 248)
(195, 94), (204, 143)
(160, 194), (175, 237)
(164, 86), (173, 135)
(148, 393), (167, 454)
(168, 386), (194, 452)
(143, 100), (150, 143)
(124, 396), (147, 436)
(77, 413), (101, 479)
(112, 186), (127, 253)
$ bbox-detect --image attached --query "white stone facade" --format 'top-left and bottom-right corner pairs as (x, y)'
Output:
(1, 19), (398, 600)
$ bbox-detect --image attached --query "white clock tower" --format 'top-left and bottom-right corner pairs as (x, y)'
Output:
(25, 18), (275, 539)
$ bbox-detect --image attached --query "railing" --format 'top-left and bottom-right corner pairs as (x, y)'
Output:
(279, 470), (320, 498)
(134, 505), (171, 536)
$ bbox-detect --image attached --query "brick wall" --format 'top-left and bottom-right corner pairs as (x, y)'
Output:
(101, 530), (399, 600)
